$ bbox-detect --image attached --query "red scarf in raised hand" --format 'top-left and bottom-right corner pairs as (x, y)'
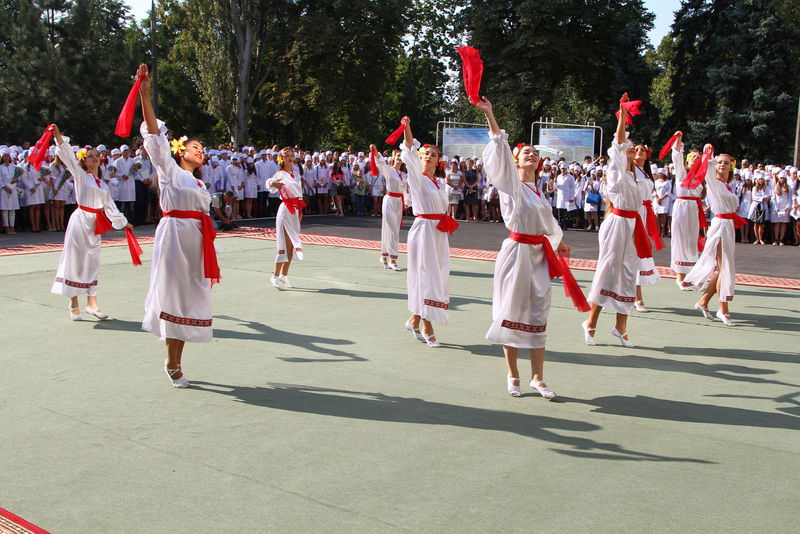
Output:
(457, 46), (484, 105)
(28, 124), (54, 171)
(125, 227), (143, 266)
(615, 99), (642, 126)
(369, 148), (379, 176)
(558, 251), (590, 312)
(682, 145), (713, 189)
(658, 132), (681, 161)
(115, 75), (144, 138)
(385, 122), (407, 145)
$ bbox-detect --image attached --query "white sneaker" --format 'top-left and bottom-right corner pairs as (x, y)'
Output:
(634, 301), (649, 313)
(716, 311), (735, 326)
(694, 302), (714, 320)
(610, 327), (635, 348)
(270, 275), (284, 290)
(279, 275), (293, 288)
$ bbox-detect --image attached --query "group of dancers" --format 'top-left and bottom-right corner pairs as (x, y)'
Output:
(49, 64), (742, 398)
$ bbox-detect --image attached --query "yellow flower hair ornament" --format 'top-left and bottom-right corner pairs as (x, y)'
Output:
(76, 146), (92, 162)
(171, 136), (188, 155)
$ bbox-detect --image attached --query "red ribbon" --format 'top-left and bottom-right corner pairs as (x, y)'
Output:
(508, 232), (563, 279)
(385, 123), (407, 145)
(417, 213), (459, 235)
(615, 100), (642, 126)
(677, 196), (708, 251)
(716, 212), (748, 229)
(162, 210), (220, 282)
(279, 186), (307, 214)
(612, 207), (652, 259)
(387, 191), (405, 229)
(125, 226), (143, 266)
(369, 147), (379, 176)
(115, 75), (143, 138)
(641, 200), (664, 250)
(457, 46), (484, 105)
(79, 205), (113, 235)
(658, 132), (680, 161)
(682, 146), (713, 189)
(28, 125), (54, 171)
(558, 252), (590, 312)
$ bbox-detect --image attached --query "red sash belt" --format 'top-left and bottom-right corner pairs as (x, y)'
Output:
(716, 212), (747, 229)
(79, 205), (112, 235)
(279, 187), (307, 215)
(641, 200), (664, 251)
(677, 196), (708, 251)
(508, 232), (590, 312)
(163, 210), (220, 281)
(612, 207), (653, 259)
(417, 213), (459, 235)
(387, 192), (405, 229)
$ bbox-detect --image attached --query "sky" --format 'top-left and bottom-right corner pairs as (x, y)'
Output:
(124, 0), (682, 47)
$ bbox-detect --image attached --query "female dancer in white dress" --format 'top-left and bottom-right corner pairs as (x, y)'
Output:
(51, 126), (132, 321)
(267, 148), (305, 289)
(684, 146), (742, 326)
(373, 146), (405, 271)
(138, 64), (220, 388)
(582, 94), (650, 347)
(632, 147), (661, 312)
(670, 136), (705, 288)
(400, 116), (457, 348)
(476, 97), (573, 399)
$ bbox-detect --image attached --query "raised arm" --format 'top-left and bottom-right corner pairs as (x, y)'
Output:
(402, 116), (413, 149)
(137, 64), (159, 135)
(475, 96), (501, 136)
(671, 131), (686, 184)
(51, 124), (86, 195)
(615, 93), (629, 145)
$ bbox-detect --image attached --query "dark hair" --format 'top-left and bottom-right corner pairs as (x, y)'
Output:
(171, 138), (204, 180)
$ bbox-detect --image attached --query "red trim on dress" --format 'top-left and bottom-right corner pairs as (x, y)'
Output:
(55, 277), (98, 289)
(674, 260), (696, 267)
(501, 320), (546, 333)
(639, 269), (655, 277)
(423, 298), (449, 310)
(159, 311), (212, 327)
(599, 289), (635, 303)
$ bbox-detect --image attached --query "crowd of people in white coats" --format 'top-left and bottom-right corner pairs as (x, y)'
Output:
(6, 61), (794, 400)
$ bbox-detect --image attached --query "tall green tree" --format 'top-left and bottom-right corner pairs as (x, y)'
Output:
(664, 0), (800, 162)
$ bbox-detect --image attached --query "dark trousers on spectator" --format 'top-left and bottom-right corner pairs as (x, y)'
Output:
(257, 192), (269, 217)
(134, 180), (149, 225)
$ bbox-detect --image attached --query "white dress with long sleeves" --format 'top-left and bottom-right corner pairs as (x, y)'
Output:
(268, 170), (304, 264)
(0, 163), (21, 210)
(400, 139), (451, 324)
(587, 139), (644, 315)
(772, 190), (791, 223)
(141, 121), (214, 343)
(115, 156), (136, 202)
(22, 165), (47, 206)
(51, 136), (128, 298)
(670, 144), (704, 274)
(635, 167), (660, 286)
(684, 159), (739, 302)
(483, 132), (563, 348)
(653, 178), (672, 214)
(227, 164), (245, 200)
(375, 157), (405, 261)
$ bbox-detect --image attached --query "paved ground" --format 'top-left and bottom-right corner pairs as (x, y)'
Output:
(0, 220), (798, 533)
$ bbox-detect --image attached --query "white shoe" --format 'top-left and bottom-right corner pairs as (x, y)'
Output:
(610, 327), (635, 348)
(84, 306), (109, 320)
(716, 311), (735, 326)
(165, 365), (190, 388)
(380, 258), (390, 269)
(279, 275), (293, 288)
(405, 320), (425, 342)
(694, 302), (714, 320)
(389, 263), (402, 271)
(507, 377), (521, 397)
(270, 275), (284, 290)
(423, 332), (441, 348)
(531, 379), (556, 400)
(581, 320), (596, 346)
(676, 278), (692, 291)
(634, 301), (648, 313)
(69, 306), (82, 321)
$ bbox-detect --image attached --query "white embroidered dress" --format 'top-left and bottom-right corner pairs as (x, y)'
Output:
(51, 137), (127, 298)
(669, 144), (703, 274)
(400, 139), (450, 324)
(587, 139), (643, 315)
(268, 170), (304, 264)
(483, 132), (563, 348)
(375, 157), (406, 262)
(635, 167), (660, 286)
(141, 121), (214, 342)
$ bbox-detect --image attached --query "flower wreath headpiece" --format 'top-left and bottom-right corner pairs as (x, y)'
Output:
(171, 136), (188, 155)
(76, 146), (93, 162)
(511, 142), (526, 164)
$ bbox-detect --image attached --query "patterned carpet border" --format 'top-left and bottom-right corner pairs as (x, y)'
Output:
(1, 225), (797, 290)
(0, 507), (49, 534)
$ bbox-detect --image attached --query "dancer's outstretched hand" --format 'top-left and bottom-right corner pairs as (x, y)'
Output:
(474, 96), (492, 113)
(137, 64), (151, 92)
(401, 116), (410, 127)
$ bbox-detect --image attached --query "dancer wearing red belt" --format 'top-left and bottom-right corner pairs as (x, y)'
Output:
(583, 94), (651, 348)
(51, 125), (133, 321)
(137, 64), (220, 388)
